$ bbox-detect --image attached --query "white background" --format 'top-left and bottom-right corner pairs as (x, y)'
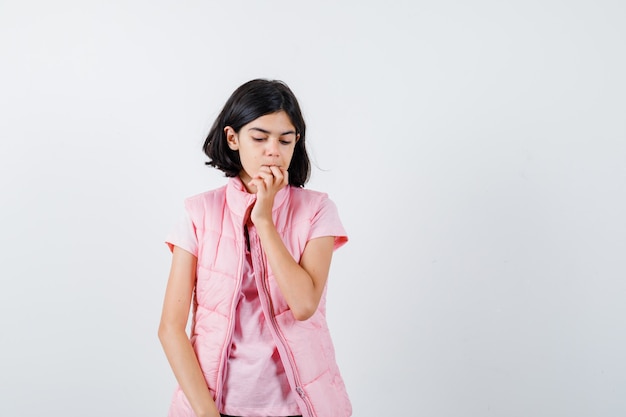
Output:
(1, 1), (625, 416)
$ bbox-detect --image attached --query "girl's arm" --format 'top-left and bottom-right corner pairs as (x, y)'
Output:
(256, 222), (335, 321)
(158, 246), (220, 417)
(249, 166), (335, 321)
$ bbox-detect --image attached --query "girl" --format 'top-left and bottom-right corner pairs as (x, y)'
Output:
(158, 79), (352, 417)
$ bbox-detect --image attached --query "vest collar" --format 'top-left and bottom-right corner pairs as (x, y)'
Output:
(225, 176), (291, 218)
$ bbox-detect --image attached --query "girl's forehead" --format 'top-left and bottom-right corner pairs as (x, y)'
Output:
(245, 111), (296, 133)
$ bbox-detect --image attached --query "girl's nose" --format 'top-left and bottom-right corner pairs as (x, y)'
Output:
(266, 139), (280, 156)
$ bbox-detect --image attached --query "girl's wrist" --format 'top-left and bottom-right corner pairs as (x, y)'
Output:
(251, 216), (274, 230)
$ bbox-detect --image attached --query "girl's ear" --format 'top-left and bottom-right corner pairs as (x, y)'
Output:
(295, 133), (300, 143)
(224, 126), (239, 150)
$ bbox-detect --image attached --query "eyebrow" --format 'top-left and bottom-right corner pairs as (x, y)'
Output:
(248, 127), (297, 136)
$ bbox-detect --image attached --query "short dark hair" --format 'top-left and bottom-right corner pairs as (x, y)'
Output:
(203, 79), (310, 187)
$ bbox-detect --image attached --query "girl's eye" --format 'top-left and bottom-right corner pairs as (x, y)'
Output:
(280, 140), (292, 145)
(252, 137), (266, 142)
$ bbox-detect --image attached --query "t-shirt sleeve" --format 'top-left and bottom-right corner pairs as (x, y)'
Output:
(308, 196), (348, 251)
(165, 209), (198, 257)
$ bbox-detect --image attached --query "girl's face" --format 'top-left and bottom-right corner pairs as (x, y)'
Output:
(225, 111), (299, 193)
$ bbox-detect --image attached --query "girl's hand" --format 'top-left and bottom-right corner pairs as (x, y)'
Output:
(248, 165), (288, 225)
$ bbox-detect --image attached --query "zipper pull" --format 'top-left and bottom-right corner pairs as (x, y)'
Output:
(296, 386), (306, 398)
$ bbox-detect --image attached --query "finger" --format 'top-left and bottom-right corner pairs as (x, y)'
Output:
(248, 177), (266, 193)
(268, 166), (284, 184)
(281, 168), (289, 186)
(253, 166), (270, 177)
(257, 170), (275, 188)
(271, 166), (288, 187)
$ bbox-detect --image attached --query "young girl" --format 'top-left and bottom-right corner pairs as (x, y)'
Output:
(159, 79), (352, 417)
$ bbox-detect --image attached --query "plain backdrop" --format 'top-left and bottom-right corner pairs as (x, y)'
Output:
(1, 1), (625, 416)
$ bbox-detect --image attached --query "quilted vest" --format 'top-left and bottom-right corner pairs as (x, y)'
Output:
(168, 177), (352, 417)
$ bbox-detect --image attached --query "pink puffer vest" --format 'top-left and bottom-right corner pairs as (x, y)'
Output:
(168, 177), (352, 417)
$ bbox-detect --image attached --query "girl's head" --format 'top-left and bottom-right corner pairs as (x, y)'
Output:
(203, 79), (310, 187)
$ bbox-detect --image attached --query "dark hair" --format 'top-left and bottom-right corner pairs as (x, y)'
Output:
(203, 79), (310, 187)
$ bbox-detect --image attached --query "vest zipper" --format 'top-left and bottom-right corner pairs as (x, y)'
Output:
(249, 226), (316, 417)
(213, 225), (246, 410)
